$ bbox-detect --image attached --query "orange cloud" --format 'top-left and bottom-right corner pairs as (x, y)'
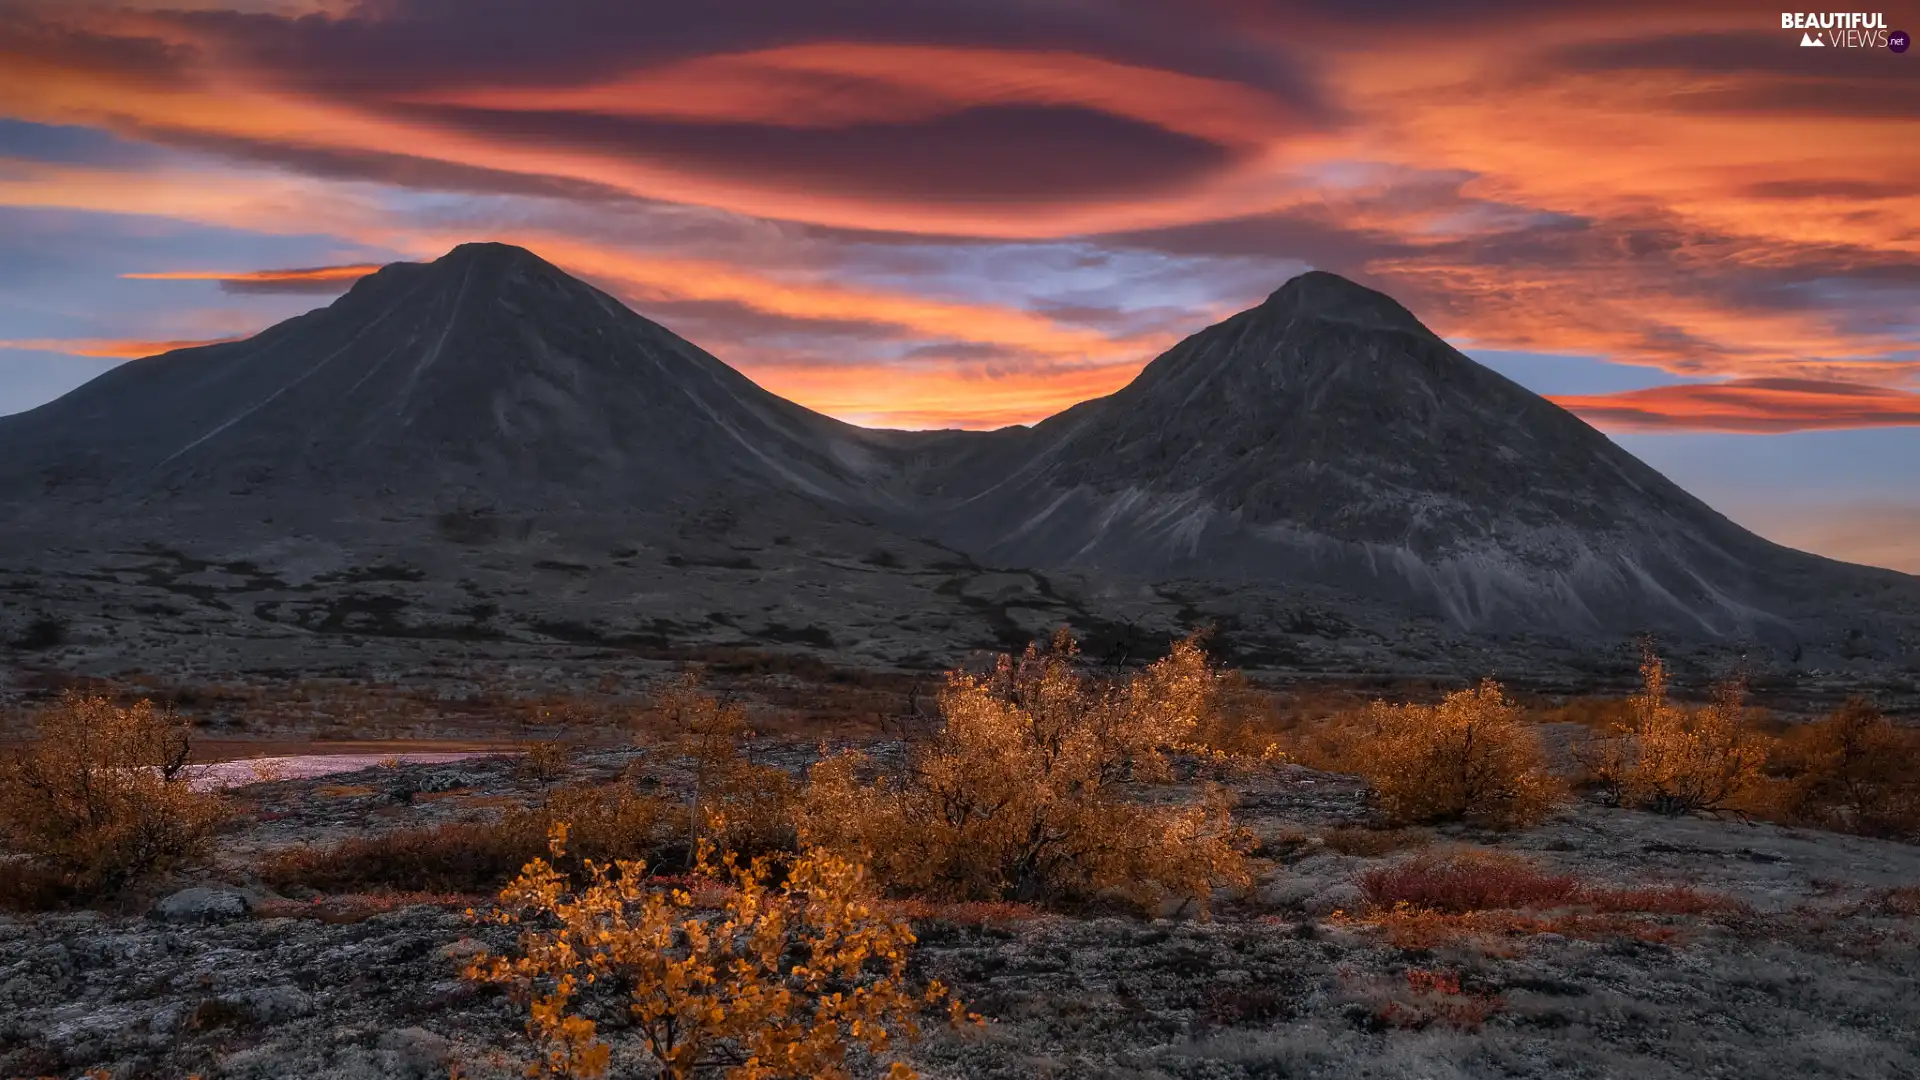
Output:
(1552, 379), (1920, 433)
(122, 262), (381, 293)
(1, 2), (1917, 438)
(121, 263), (379, 282)
(417, 43), (1291, 145)
(0, 335), (243, 358)
(0, 161), (1158, 376)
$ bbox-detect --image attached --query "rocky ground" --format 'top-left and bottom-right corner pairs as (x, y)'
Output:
(6, 519), (1916, 715)
(3, 748), (1917, 1080)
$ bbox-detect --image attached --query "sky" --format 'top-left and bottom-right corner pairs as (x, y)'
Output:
(0, 0), (1916, 570)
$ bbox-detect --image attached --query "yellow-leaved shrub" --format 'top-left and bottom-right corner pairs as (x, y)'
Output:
(798, 630), (1253, 910)
(651, 672), (798, 859)
(0, 692), (226, 896)
(466, 826), (971, 1079)
(1775, 697), (1920, 839)
(1355, 680), (1564, 828)
(1583, 648), (1765, 816)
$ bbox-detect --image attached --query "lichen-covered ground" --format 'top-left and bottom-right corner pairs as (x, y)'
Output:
(4, 750), (1917, 1080)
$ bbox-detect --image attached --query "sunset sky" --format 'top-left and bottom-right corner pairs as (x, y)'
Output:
(0, 0), (1916, 570)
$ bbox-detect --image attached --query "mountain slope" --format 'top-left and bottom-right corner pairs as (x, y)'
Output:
(0, 243), (880, 510)
(906, 272), (1908, 638)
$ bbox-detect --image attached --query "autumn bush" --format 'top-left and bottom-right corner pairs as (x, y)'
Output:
(652, 672), (799, 860)
(1353, 680), (1564, 828)
(264, 783), (678, 893)
(0, 692), (226, 898)
(466, 826), (972, 1079)
(1771, 697), (1920, 839)
(1579, 648), (1765, 816)
(522, 739), (575, 789)
(1186, 670), (1289, 767)
(798, 630), (1253, 911)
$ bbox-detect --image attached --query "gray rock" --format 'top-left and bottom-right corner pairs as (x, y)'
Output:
(1303, 883), (1364, 917)
(223, 984), (314, 1023)
(150, 888), (250, 924)
(416, 769), (479, 793)
(378, 1027), (452, 1079)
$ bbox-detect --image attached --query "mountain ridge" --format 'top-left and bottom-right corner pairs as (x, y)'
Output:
(1, 241), (1913, 669)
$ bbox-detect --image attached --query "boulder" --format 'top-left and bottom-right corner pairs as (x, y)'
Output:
(150, 888), (250, 924)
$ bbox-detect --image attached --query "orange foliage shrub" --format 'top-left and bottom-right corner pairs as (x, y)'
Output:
(652, 672), (799, 859)
(0, 692), (225, 895)
(1773, 698), (1920, 839)
(521, 740), (574, 789)
(799, 631), (1253, 910)
(1581, 648), (1765, 816)
(1187, 670), (1289, 767)
(1354, 681), (1564, 828)
(465, 827), (972, 1079)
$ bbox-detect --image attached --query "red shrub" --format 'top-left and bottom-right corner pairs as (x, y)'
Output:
(1359, 849), (1579, 913)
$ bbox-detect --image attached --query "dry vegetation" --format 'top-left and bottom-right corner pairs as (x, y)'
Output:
(262, 783), (678, 894)
(5, 633), (1919, 1077)
(0, 692), (226, 905)
(798, 631), (1255, 911)
(1576, 648), (1767, 815)
(654, 671), (800, 860)
(466, 828), (973, 1079)
(1336, 847), (1753, 956)
(1351, 680), (1564, 828)
(1770, 696), (1920, 838)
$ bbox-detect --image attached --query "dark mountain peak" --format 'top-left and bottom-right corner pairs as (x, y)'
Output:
(338, 243), (570, 303)
(437, 241), (550, 271)
(0, 239), (874, 508)
(1104, 268), (1458, 404)
(1258, 269), (1422, 334)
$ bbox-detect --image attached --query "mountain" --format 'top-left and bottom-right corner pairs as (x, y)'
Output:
(1, 243), (1913, 675)
(0, 243), (880, 512)
(901, 272), (1905, 640)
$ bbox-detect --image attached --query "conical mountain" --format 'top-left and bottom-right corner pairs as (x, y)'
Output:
(0, 243), (876, 510)
(912, 272), (1910, 637)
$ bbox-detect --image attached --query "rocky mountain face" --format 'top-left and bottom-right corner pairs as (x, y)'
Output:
(0, 243), (881, 513)
(899, 272), (1906, 641)
(1, 244), (1913, 677)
